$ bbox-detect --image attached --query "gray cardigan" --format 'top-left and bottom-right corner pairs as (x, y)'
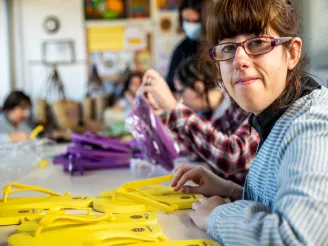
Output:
(207, 87), (328, 245)
(0, 113), (31, 143)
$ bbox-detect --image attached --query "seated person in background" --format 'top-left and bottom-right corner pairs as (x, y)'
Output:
(0, 91), (32, 143)
(141, 61), (260, 185)
(114, 71), (143, 116)
(173, 56), (230, 123)
(103, 71), (144, 132)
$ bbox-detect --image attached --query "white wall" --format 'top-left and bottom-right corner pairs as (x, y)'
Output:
(301, 0), (328, 87)
(13, 0), (184, 103)
(15, 0), (87, 102)
(0, 0), (10, 105)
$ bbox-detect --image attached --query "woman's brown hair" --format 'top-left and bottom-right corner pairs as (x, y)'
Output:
(200, 0), (306, 110)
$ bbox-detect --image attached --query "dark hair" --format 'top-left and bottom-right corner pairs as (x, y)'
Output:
(178, 0), (203, 30)
(2, 91), (31, 112)
(120, 71), (143, 97)
(175, 56), (216, 91)
(202, 0), (306, 110)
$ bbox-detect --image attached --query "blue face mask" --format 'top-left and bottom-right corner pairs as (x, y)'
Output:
(182, 21), (201, 41)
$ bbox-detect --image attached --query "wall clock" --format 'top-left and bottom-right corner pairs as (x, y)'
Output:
(43, 16), (60, 34)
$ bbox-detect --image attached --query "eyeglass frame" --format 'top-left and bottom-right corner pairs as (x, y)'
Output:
(208, 36), (293, 62)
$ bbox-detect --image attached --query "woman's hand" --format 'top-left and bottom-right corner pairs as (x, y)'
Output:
(171, 164), (234, 198)
(9, 131), (29, 142)
(144, 93), (165, 116)
(141, 69), (178, 112)
(189, 196), (226, 231)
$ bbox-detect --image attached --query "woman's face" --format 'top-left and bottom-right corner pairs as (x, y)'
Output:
(174, 79), (206, 112)
(128, 76), (142, 96)
(219, 31), (295, 115)
(182, 8), (200, 23)
(7, 106), (30, 125)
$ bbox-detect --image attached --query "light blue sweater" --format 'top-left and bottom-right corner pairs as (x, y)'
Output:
(207, 87), (328, 245)
(0, 113), (31, 143)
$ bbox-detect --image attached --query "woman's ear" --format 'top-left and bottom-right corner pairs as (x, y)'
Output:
(194, 81), (205, 94)
(288, 37), (302, 70)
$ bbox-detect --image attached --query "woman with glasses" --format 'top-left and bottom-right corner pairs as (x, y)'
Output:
(146, 0), (328, 244)
(0, 91), (32, 143)
(174, 56), (228, 121)
(142, 56), (259, 185)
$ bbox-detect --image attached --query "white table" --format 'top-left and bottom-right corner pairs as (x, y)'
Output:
(0, 145), (211, 245)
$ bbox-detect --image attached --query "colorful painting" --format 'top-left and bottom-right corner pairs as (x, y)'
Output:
(157, 0), (180, 11)
(129, 0), (150, 18)
(84, 0), (127, 20)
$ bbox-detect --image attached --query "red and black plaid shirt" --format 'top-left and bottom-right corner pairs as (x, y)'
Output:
(167, 100), (260, 185)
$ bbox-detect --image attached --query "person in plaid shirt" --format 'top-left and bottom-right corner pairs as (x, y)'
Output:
(142, 61), (260, 184)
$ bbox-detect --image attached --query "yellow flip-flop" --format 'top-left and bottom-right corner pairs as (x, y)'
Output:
(93, 174), (202, 213)
(0, 183), (94, 210)
(99, 185), (176, 198)
(0, 208), (45, 226)
(131, 239), (221, 246)
(30, 125), (44, 140)
(0, 205), (94, 226)
(9, 224), (167, 246)
(18, 210), (158, 233)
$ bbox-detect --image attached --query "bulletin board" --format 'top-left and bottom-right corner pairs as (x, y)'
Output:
(86, 25), (152, 81)
(84, 0), (183, 81)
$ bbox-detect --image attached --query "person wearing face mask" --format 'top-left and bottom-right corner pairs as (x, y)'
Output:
(0, 91), (32, 143)
(166, 0), (204, 92)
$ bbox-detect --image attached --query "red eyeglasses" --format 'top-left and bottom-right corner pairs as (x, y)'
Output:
(209, 36), (293, 61)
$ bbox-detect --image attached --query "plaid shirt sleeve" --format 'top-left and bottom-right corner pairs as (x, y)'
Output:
(167, 103), (260, 184)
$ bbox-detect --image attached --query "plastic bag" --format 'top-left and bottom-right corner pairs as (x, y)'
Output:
(125, 95), (179, 171)
(0, 139), (54, 186)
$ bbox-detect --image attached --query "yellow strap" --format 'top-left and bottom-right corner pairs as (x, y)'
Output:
(121, 174), (174, 188)
(30, 125), (44, 140)
(82, 230), (168, 246)
(47, 206), (93, 215)
(34, 212), (115, 237)
(112, 174), (177, 212)
(2, 183), (70, 203)
(113, 187), (178, 212)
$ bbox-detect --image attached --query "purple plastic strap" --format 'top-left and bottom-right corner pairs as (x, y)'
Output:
(53, 153), (130, 176)
(67, 146), (130, 159)
(72, 132), (131, 152)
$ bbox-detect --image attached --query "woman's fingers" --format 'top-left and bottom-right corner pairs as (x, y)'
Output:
(181, 185), (202, 194)
(142, 69), (161, 85)
(174, 167), (202, 192)
(171, 164), (195, 188)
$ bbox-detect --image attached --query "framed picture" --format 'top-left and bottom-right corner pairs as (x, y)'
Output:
(157, 0), (180, 11)
(129, 0), (150, 18)
(84, 0), (127, 20)
(42, 40), (76, 65)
